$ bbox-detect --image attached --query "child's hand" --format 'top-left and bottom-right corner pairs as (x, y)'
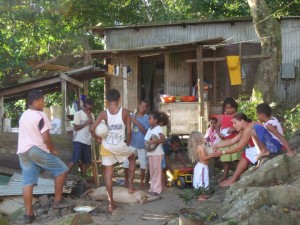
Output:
(131, 116), (138, 124)
(211, 150), (222, 157)
(96, 137), (102, 143)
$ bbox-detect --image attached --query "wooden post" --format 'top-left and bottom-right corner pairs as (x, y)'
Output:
(84, 81), (89, 96)
(61, 79), (67, 134)
(213, 51), (217, 104)
(121, 54), (128, 108)
(196, 46), (205, 133)
(0, 96), (3, 132)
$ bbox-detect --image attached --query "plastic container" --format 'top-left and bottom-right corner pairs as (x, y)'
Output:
(181, 96), (196, 102)
(160, 96), (175, 103)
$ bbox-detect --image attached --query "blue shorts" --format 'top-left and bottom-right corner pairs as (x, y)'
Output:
(71, 142), (92, 164)
(253, 124), (282, 154)
(18, 146), (68, 186)
(161, 155), (166, 169)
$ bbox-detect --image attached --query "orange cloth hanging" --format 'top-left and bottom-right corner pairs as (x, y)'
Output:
(226, 56), (241, 85)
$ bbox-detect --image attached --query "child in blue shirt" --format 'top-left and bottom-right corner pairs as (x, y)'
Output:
(123, 100), (150, 188)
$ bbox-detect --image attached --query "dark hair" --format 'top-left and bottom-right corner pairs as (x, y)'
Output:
(222, 97), (238, 113)
(233, 112), (252, 122)
(169, 135), (181, 144)
(106, 89), (120, 102)
(149, 110), (169, 126)
(209, 117), (218, 123)
(256, 103), (272, 117)
(139, 99), (149, 106)
(84, 98), (94, 106)
(28, 90), (44, 105)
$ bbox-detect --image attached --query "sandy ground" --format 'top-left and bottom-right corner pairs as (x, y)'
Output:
(11, 184), (187, 225)
(88, 187), (186, 225)
(11, 160), (223, 225)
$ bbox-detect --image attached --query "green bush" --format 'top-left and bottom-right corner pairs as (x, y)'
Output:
(282, 104), (300, 139)
(237, 93), (263, 121)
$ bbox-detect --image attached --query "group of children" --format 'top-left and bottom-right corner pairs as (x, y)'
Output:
(69, 89), (295, 211)
(190, 97), (296, 200)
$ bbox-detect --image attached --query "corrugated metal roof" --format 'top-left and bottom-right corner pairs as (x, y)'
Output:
(91, 16), (300, 34)
(0, 173), (74, 196)
(90, 38), (224, 58)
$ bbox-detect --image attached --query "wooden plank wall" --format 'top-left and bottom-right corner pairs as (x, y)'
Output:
(165, 51), (193, 96)
(109, 56), (139, 112)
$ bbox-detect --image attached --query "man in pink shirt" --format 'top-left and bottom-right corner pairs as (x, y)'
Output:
(17, 90), (74, 224)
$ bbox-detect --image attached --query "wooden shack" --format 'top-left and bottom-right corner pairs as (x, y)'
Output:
(90, 17), (300, 134)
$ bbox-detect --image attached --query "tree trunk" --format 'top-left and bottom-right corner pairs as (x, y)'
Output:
(247, 0), (282, 103)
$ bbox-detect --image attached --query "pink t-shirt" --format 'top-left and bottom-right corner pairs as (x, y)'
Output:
(17, 109), (51, 154)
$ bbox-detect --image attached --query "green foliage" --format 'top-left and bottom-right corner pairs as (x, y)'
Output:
(283, 104), (300, 139)
(237, 93), (263, 122)
(227, 219), (238, 225)
(4, 100), (26, 127)
(88, 78), (105, 115)
(178, 187), (206, 206)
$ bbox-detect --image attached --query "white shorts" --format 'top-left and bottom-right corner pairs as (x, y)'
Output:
(193, 162), (209, 189)
(101, 142), (133, 166)
(123, 146), (148, 169)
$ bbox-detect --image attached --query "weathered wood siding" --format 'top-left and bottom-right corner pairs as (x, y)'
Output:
(109, 55), (139, 111)
(103, 17), (300, 107)
(165, 52), (193, 96)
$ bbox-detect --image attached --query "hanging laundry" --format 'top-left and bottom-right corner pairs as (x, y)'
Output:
(122, 65), (128, 77)
(226, 56), (241, 85)
(115, 64), (120, 76)
(108, 64), (114, 75)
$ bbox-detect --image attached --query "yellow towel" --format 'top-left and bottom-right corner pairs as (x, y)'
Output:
(108, 64), (114, 75)
(226, 56), (241, 85)
(100, 144), (113, 156)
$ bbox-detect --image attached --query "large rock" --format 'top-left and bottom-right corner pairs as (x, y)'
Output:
(193, 149), (300, 224)
(218, 154), (300, 224)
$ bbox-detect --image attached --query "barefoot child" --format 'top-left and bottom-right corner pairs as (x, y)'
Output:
(256, 103), (296, 158)
(90, 89), (136, 213)
(188, 131), (214, 201)
(145, 111), (169, 196)
(123, 100), (150, 189)
(204, 117), (221, 178)
(216, 97), (240, 183)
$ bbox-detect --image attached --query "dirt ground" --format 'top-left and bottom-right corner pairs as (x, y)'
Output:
(11, 163), (195, 225)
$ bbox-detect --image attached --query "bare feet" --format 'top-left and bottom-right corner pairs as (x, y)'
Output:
(256, 150), (270, 161)
(123, 181), (129, 188)
(198, 195), (210, 201)
(128, 185), (136, 194)
(287, 151), (296, 157)
(219, 179), (235, 187)
(217, 176), (227, 183)
(108, 203), (116, 213)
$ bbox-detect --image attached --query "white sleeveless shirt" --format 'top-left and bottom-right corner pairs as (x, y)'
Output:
(102, 107), (129, 154)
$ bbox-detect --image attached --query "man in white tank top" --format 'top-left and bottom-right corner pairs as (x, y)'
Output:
(90, 89), (136, 213)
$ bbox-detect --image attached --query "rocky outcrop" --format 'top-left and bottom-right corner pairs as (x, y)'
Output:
(216, 153), (300, 224)
(191, 144), (300, 225)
